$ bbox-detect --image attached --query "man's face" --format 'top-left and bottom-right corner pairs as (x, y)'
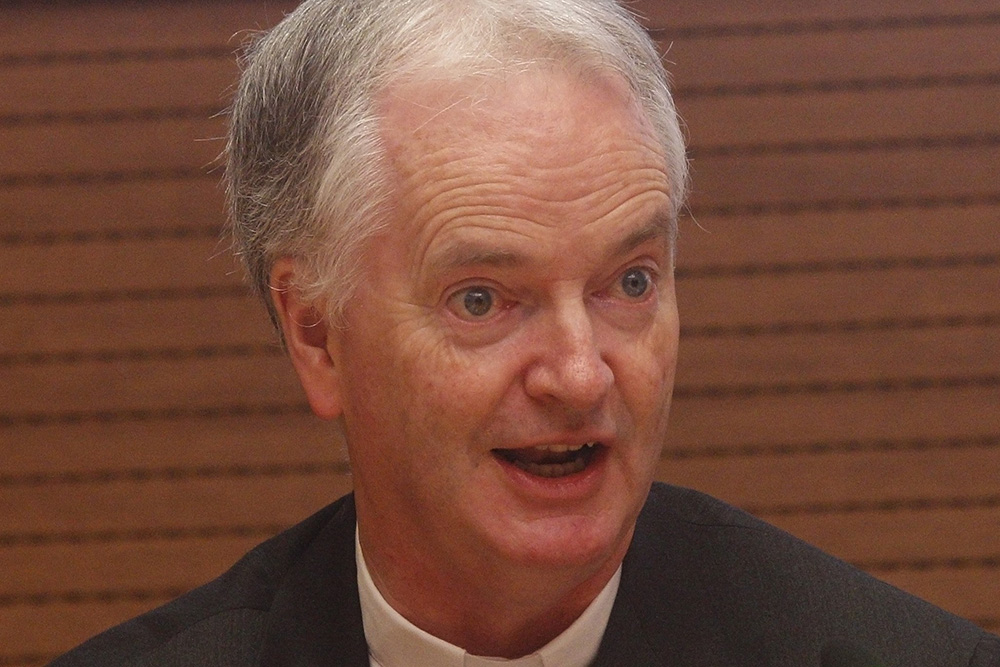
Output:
(328, 67), (678, 584)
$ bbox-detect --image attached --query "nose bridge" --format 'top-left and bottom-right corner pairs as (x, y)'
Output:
(526, 295), (613, 408)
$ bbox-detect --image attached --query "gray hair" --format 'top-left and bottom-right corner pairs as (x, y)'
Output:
(226, 0), (688, 330)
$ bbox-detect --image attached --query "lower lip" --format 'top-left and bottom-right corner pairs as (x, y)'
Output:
(491, 446), (608, 502)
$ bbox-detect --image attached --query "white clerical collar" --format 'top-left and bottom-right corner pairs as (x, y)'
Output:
(356, 528), (621, 667)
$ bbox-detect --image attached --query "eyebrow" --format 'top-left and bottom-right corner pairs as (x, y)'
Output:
(429, 210), (673, 275)
(429, 244), (527, 275)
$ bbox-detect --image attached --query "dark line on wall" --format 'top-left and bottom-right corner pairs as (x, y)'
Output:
(0, 461), (349, 489)
(0, 654), (56, 667)
(6, 312), (997, 369)
(0, 167), (215, 189)
(0, 402), (312, 428)
(0, 524), (290, 548)
(681, 313), (1000, 339)
(649, 11), (1000, 39)
(675, 72), (1000, 99)
(665, 434), (1000, 461)
(0, 285), (247, 307)
(689, 132), (1000, 159)
(0, 105), (222, 128)
(855, 554), (1000, 574)
(5, 435), (996, 488)
(750, 494), (1000, 517)
(4, 375), (998, 428)
(0, 587), (187, 608)
(673, 374), (1000, 400)
(688, 192), (1000, 217)
(0, 46), (234, 68)
(0, 343), (282, 368)
(675, 253), (1000, 279)
(5, 434), (993, 489)
(0, 225), (223, 247)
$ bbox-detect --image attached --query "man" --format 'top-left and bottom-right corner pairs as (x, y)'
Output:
(54, 0), (999, 665)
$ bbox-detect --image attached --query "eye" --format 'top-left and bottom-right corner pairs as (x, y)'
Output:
(619, 267), (652, 299)
(447, 285), (498, 320)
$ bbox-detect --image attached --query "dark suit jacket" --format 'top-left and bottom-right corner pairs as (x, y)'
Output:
(52, 483), (1000, 666)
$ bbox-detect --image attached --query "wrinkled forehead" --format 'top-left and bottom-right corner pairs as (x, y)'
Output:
(366, 65), (673, 270)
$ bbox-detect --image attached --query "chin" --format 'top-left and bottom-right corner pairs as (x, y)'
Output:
(489, 509), (634, 573)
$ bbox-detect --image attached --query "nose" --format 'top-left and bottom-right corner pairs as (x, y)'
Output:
(523, 301), (614, 412)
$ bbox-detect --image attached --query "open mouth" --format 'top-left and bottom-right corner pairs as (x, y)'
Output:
(493, 442), (601, 478)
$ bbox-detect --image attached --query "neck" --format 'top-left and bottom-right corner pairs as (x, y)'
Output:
(358, 522), (628, 658)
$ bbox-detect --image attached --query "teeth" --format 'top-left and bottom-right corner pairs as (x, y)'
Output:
(533, 442), (594, 453)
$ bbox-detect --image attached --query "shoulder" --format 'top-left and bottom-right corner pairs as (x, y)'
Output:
(616, 483), (998, 666)
(50, 495), (357, 666)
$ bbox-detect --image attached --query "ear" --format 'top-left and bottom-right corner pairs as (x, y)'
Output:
(269, 257), (343, 420)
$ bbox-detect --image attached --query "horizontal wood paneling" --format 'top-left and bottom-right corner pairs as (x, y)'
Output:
(690, 146), (1000, 209)
(0, 296), (272, 356)
(1, 414), (342, 476)
(0, 599), (169, 663)
(0, 117), (224, 176)
(639, 1), (1000, 27)
(659, 447), (1000, 511)
(677, 85), (1000, 148)
(677, 265), (1000, 327)
(678, 326), (1000, 386)
(0, 57), (237, 117)
(1, 237), (238, 295)
(0, 179), (223, 237)
(769, 507), (1000, 564)
(678, 205), (1000, 266)
(1, 356), (304, 415)
(0, 1), (299, 56)
(1, 536), (265, 595)
(2, 474), (352, 535)
(660, 24), (1000, 89)
(667, 386), (1000, 451)
(3, 0), (998, 660)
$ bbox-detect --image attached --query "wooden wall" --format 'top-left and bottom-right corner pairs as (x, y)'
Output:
(1, 1), (997, 663)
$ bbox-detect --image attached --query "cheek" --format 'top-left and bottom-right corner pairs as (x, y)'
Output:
(611, 311), (679, 414)
(391, 325), (517, 435)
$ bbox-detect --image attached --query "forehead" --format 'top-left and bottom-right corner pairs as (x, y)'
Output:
(373, 67), (671, 267)
(378, 66), (656, 173)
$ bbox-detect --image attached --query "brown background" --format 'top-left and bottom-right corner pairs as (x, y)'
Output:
(1, 1), (998, 663)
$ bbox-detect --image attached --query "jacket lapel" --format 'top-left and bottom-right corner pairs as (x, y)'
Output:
(257, 495), (370, 666)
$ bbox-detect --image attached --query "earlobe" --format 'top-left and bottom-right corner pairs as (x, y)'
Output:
(269, 258), (344, 420)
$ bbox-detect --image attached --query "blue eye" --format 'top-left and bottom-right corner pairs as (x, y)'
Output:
(620, 268), (650, 298)
(446, 285), (500, 321)
(462, 287), (494, 317)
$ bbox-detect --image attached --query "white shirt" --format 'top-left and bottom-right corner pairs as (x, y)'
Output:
(356, 530), (621, 667)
